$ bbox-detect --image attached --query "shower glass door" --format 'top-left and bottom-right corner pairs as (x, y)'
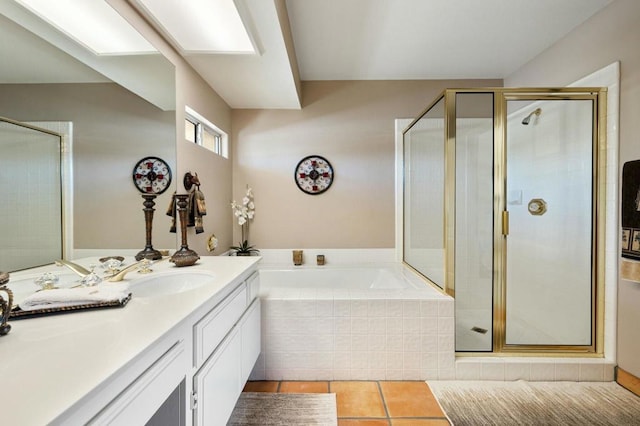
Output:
(503, 98), (595, 348)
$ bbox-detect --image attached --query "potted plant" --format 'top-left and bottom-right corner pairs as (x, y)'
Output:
(230, 186), (259, 256)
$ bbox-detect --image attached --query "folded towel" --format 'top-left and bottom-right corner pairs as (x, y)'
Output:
(188, 188), (207, 234)
(19, 286), (130, 312)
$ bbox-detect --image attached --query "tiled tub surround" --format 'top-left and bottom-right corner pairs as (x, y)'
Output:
(250, 264), (455, 381)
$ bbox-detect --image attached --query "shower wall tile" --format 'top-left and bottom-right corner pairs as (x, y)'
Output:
(437, 369), (456, 380)
(577, 363), (603, 381)
(504, 361), (531, 381)
(481, 359), (505, 381)
(456, 361), (482, 380)
(529, 362), (557, 381)
(554, 362), (580, 381)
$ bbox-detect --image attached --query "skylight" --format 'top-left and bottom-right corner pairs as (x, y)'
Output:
(15, 0), (157, 55)
(134, 0), (256, 53)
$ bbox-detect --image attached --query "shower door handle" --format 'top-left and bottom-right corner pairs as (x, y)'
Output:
(502, 211), (509, 236)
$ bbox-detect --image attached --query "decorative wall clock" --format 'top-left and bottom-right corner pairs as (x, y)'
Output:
(294, 155), (334, 195)
(132, 156), (172, 194)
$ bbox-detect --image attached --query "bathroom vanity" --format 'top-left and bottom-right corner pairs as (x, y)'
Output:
(0, 256), (261, 425)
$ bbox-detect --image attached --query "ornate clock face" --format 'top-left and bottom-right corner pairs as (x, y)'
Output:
(294, 155), (334, 195)
(132, 156), (172, 194)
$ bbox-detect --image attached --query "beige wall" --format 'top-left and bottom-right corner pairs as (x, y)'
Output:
(0, 83), (176, 250)
(505, 0), (640, 377)
(110, 0), (235, 256)
(231, 79), (501, 249)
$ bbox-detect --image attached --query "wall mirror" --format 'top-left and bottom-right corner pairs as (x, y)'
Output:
(0, 1), (176, 272)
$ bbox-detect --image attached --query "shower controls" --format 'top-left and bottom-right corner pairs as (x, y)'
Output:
(527, 198), (547, 216)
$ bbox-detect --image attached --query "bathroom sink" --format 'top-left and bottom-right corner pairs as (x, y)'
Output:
(128, 271), (216, 298)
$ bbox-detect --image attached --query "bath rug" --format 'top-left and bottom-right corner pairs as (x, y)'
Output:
(228, 392), (337, 425)
(428, 380), (640, 426)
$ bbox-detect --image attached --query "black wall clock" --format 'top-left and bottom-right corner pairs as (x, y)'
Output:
(294, 155), (334, 195)
(132, 156), (172, 194)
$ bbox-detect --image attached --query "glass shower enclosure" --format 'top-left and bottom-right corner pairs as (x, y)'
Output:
(403, 88), (607, 354)
(0, 117), (63, 272)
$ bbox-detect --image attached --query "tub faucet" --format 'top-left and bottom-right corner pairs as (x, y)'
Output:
(55, 259), (91, 278)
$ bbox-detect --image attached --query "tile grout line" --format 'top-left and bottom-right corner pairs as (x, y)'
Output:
(376, 380), (392, 424)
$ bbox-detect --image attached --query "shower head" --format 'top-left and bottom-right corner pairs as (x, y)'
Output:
(522, 108), (542, 125)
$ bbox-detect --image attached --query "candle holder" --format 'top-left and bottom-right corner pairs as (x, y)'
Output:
(135, 194), (163, 261)
(0, 271), (13, 336)
(170, 194), (200, 267)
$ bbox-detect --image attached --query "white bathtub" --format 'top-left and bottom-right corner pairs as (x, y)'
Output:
(252, 263), (455, 381)
(260, 267), (419, 290)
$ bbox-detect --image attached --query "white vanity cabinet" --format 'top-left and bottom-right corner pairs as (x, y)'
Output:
(89, 340), (188, 426)
(192, 272), (261, 426)
(3, 258), (264, 426)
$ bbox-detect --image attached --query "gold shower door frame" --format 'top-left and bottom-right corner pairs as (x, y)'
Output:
(441, 88), (607, 355)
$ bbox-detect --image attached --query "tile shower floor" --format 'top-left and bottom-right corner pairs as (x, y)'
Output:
(243, 380), (451, 425)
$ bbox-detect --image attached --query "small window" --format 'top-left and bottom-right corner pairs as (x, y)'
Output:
(185, 106), (228, 158)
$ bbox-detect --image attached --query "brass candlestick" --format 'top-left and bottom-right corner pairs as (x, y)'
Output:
(136, 194), (163, 261)
(170, 194), (199, 267)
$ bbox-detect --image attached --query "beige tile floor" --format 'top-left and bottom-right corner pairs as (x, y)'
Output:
(243, 380), (451, 425)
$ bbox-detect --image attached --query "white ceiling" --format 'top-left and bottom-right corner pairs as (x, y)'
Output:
(187, 0), (613, 108)
(1, 0), (613, 110)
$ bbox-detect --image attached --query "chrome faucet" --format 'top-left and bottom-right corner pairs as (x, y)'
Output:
(55, 259), (91, 278)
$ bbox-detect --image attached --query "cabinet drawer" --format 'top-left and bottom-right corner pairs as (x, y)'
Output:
(245, 271), (259, 305)
(240, 298), (261, 383)
(89, 341), (186, 426)
(193, 284), (247, 368)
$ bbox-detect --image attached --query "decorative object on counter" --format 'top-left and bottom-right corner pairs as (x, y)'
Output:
(34, 272), (60, 290)
(0, 271), (13, 335)
(170, 194), (200, 267)
(294, 155), (334, 195)
(317, 254), (325, 266)
(188, 183), (207, 234)
(206, 234), (218, 252)
(79, 265), (103, 287)
(135, 194), (163, 261)
(293, 250), (303, 266)
(179, 172), (207, 234)
(10, 289), (132, 320)
(166, 191), (177, 232)
(132, 156), (172, 195)
(183, 171), (198, 191)
(100, 256), (125, 275)
(230, 185), (259, 256)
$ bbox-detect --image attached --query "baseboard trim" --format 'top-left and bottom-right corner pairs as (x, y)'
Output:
(617, 367), (640, 397)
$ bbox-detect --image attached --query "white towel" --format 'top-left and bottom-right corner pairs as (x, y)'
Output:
(19, 286), (130, 311)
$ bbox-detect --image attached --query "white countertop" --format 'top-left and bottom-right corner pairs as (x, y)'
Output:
(0, 255), (260, 425)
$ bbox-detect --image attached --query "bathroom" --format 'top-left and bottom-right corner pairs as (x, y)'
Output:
(1, 0), (640, 424)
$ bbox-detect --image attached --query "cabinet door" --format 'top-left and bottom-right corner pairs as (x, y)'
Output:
(240, 299), (261, 383)
(193, 328), (242, 426)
